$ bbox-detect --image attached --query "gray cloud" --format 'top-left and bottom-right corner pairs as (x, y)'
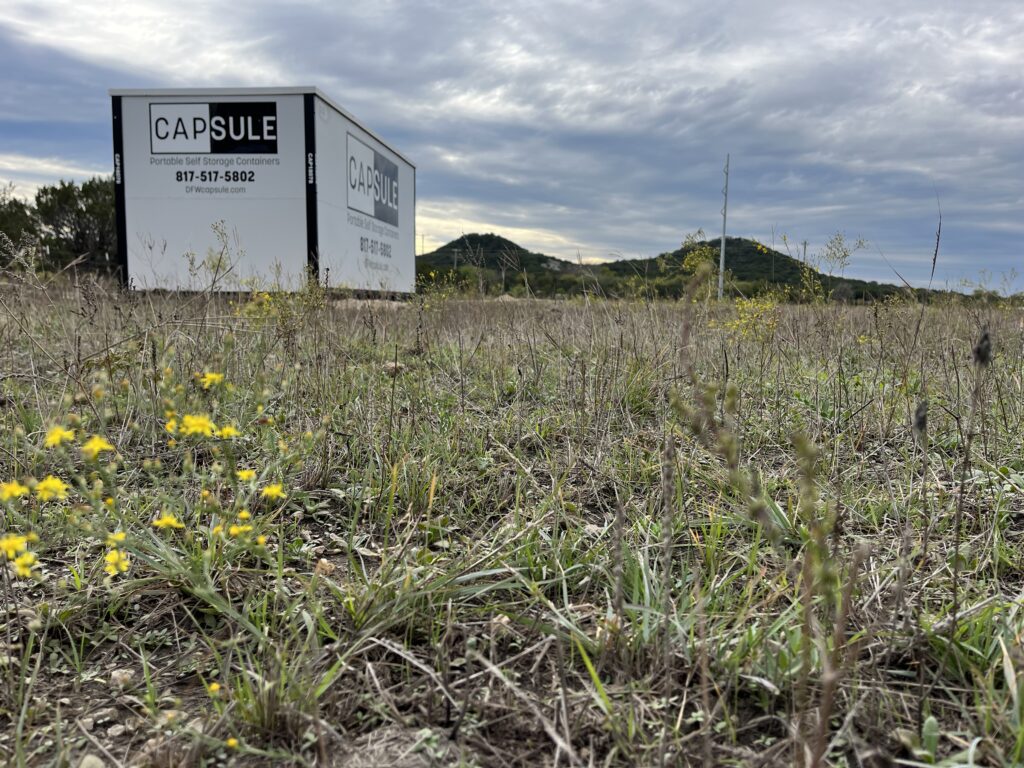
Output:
(1, 0), (1021, 288)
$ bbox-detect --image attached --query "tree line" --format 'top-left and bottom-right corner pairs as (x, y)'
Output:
(0, 177), (116, 272)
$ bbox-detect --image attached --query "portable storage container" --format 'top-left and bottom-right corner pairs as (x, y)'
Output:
(110, 87), (415, 291)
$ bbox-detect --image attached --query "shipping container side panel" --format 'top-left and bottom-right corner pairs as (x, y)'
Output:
(119, 94), (308, 290)
(314, 97), (415, 293)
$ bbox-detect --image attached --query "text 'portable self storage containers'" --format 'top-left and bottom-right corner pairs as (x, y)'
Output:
(111, 87), (415, 292)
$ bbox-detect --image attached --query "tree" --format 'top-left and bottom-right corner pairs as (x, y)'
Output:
(0, 182), (38, 245)
(78, 176), (117, 270)
(34, 177), (116, 271)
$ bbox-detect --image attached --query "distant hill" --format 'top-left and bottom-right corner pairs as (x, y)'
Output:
(604, 237), (805, 284)
(417, 233), (580, 274)
(416, 233), (939, 301)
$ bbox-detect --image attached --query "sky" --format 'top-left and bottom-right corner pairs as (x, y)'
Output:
(1, 0), (1021, 290)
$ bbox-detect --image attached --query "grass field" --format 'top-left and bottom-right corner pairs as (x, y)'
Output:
(1, 271), (1023, 767)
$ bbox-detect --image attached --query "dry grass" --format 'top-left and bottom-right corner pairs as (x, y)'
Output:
(1, 268), (1023, 767)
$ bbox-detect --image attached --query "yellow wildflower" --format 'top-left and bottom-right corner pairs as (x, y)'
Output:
(1, 533), (29, 559)
(225, 737), (239, 749)
(82, 435), (115, 461)
(165, 418), (178, 434)
(212, 524), (224, 536)
(179, 414), (216, 437)
(200, 372), (225, 389)
(13, 551), (37, 578)
(235, 469), (255, 482)
(207, 682), (221, 695)
(104, 548), (131, 575)
(237, 509), (250, 520)
(228, 524), (253, 538)
(260, 484), (286, 501)
(35, 475), (70, 502)
(106, 531), (126, 547)
(1, 480), (30, 501)
(255, 535), (267, 547)
(216, 425), (240, 439)
(152, 512), (185, 530)
(44, 425), (75, 448)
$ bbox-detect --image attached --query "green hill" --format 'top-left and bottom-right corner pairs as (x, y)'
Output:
(416, 233), (936, 301)
(604, 237), (804, 283)
(417, 233), (580, 274)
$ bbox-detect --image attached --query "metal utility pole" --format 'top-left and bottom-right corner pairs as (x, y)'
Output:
(718, 154), (730, 300)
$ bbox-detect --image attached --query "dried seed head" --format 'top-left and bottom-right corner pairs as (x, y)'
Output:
(972, 329), (992, 367)
(723, 381), (740, 418)
(912, 400), (928, 438)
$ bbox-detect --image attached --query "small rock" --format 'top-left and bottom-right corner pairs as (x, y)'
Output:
(78, 756), (106, 768)
(109, 669), (133, 689)
(314, 558), (336, 577)
(80, 717), (95, 732)
(93, 707), (117, 724)
(107, 724), (126, 738)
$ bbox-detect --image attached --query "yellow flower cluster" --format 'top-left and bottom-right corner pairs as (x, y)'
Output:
(35, 475), (70, 502)
(211, 508), (266, 547)
(82, 435), (115, 461)
(721, 296), (781, 343)
(1, 480), (29, 502)
(152, 512), (186, 530)
(260, 484), (286, 501)
(104, 548), (131, 576)
(101, 529), (131, 576)
(3, 475), (72, 504)
(1, 532), (40, 578)
(165, 414), (241, 440)
(44, 425), (75, 448)
(0, 533), (29, 559)
(180, 414), (216, 437)
(199, 371), (225, 390)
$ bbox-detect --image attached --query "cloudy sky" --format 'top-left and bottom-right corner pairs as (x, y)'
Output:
(1, 1), (1021, 289)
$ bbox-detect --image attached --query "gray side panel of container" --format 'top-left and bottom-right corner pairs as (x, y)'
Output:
(304, 93), (318, 280)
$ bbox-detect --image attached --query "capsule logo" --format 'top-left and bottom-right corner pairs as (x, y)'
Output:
(150, 102), (278, 154)
(347, 134), (399, 226)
